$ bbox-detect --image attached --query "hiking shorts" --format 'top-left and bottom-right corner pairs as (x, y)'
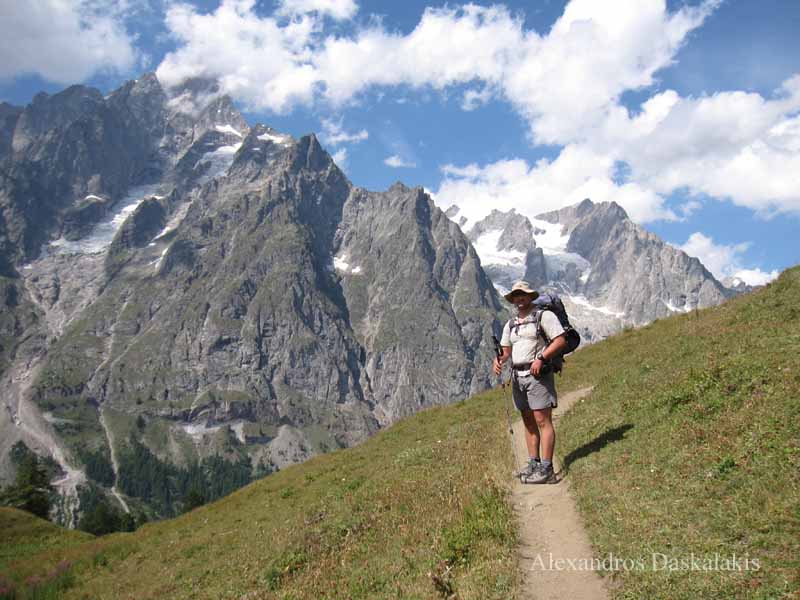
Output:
(511, 369), (558, 411)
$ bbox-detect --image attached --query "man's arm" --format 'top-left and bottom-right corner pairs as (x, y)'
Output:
(532, 312), (569, 377)
(539, 334), (568, 362)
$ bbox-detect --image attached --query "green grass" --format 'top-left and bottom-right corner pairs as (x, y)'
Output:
(0, 389), (520, 599)
(0, 508), (93, 598)
(3, 265), (798, 599)
(555, 266), (800, 599)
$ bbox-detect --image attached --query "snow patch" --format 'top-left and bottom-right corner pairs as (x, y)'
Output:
(661, 298), (693, 313)
(179, 420), (246, 443)
(530, 218), (570, 254)
(472, 230), (526, 267)
(197, 143), (241, 184)
(148, 245), (170, 270)
(180, 421), (225, 440)
(544, 252), (591, 276)
(568, 294), (625, 318)
(258, 132), (291, 145)
(153, 199), (193, 241)
(49, 183), (161, 255)
(332, 254), (363, 275)
(333, 255), (350, 271)
(215, 124), (243, 137)
(84, 194), (104, 201)
(231, 422), (246, 444)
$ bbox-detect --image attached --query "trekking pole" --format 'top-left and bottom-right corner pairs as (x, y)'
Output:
(493, 335), (523, 479)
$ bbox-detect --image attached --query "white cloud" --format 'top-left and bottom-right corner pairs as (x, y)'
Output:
(0, 0), (137, 83)
(156, 3), (524, 112)
(275, 0), (358, 21)
(679, 232), (778, 285)
(320, 117), (368, 145)
(331, 147), (348, 168)
(598, 77), (800, 217)
(154, 0), (800, 221)
(384, 155), (416, 168)
(314, 5), (522, 105)
(731, 268), (780, 287)
(461, 87), (493, 111)
(500, 0), (718, 144)
(156, 0), (319, 113)
(434, 145), (675, 227)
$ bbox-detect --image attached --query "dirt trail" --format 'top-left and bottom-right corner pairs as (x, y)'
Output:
(509, 386), (610, 600)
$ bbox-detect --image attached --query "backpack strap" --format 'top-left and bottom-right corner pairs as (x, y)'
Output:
(533, 308), (551, 345)
(509, 311), (551, 342)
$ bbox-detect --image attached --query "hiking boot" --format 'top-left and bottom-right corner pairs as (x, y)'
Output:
(518, 458), (541, 479)
(522, 463), (555, 484)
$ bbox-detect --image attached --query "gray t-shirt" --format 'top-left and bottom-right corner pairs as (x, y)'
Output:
(500, 310), (565, 365)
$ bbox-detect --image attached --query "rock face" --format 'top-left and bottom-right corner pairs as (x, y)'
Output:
(450, 199), (735, 342)
(335, 184), (501, 424)
(0, 74), (504, 523)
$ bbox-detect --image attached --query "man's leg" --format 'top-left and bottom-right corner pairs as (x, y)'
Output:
(521, 407), (556, 483)
(520, 408), (540, 460)
(533, 407), (555, 461)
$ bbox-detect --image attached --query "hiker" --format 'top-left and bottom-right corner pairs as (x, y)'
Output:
(493, 281), (569, 483)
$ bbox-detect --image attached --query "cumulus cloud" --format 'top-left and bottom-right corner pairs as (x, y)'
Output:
(331, 147), (348, 169)
(595, 76), (800, 217)
(680, 232), (779, 285)
(731, 268), (780, 287)
(384, 155), (416, 168)
(313, 5), (522, 105)
(319, 117), (366, 172)
(156, 2), (524, 111)
(275, 0), (358, 21)
(501, 0), (719, 144)
(319, 117), (368, 145)
(0, 0), (137, 83)
(435, 145), (675, 228)
(461, 87), (493, 111)
(156, 0), (319, 113)
(154, 0), (800, 225)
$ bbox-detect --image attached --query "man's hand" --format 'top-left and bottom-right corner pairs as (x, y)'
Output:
(493, 356), (503, 376)
(530, 358), (545, 378)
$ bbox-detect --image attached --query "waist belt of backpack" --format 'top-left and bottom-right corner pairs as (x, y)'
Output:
(512, 362), (532, 371)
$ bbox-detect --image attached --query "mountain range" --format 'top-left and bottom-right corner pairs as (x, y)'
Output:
(447, 201), (739, 342)
(0, 73), (746, 525)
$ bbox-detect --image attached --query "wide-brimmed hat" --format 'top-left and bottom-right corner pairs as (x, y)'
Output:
(503, 281), (539, 302)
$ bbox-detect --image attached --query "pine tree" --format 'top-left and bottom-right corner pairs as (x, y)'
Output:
(181, 487), (205, 513)
(0, 453), (53, 519)
(78, 501), (121, 535)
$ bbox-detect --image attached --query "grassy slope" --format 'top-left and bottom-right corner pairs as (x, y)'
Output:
(0, 390), (520, 599)
(556, 265), (800, 599)
(2, 265), (798, 599)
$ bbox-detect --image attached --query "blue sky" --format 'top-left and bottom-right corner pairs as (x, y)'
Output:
(1, 0), (799, 283)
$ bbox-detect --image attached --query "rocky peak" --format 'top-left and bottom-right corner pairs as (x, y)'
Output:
(721, 276), (755, 294)
(468, 209), (537, 254)
(106, 74), (168, 143)
(451, 198), (734, 342)
(536, 198), (627, 227)
(11, 85), (104, 153)
(195, 95), (249, 138)
(290, 133), (333, 174)
(0, 102), (22, 159)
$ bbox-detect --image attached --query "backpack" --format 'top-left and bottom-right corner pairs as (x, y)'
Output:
(508, 292), (581, 373)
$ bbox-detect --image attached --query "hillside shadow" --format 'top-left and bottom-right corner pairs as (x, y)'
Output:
(560, 424), (634, 475)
